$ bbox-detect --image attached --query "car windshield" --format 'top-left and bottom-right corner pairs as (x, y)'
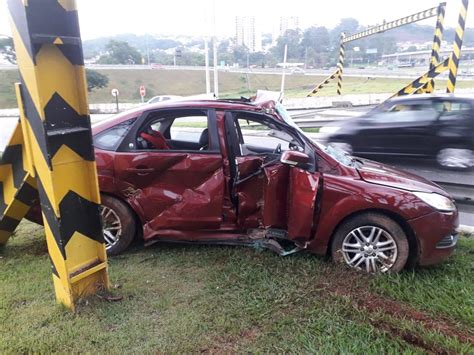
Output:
(276, 103), (357, 167)
(276, 103), (304, 133)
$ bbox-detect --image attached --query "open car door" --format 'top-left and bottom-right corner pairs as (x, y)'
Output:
(224, 111), (321, 242)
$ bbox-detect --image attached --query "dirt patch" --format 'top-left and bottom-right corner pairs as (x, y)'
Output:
(315, 267), (474, 352)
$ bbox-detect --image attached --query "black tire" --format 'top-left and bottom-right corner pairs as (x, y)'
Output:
(331, 213), (409, 273)
(100, 194), (136, 256)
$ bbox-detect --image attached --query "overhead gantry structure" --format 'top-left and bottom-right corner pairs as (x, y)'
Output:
(0, 0), (109, 310)
(307, 1), (470, 98)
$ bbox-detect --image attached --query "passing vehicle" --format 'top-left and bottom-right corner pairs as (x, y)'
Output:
(146, 95), (182, 104)
(322, 95), (474, 169)
(28, 99), (459, 273)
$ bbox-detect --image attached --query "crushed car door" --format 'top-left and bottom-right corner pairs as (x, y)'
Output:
(114, 108), (225, 238)
(225, 111), (320, 242)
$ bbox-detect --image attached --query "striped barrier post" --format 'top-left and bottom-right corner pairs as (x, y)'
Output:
(336, 33), (345, 95)
(419, 2), (446, 93)
(306, 69), (340, 97)
(5, 0), (109, 310)
(0, 123), (37, 245)
(447, 0), (469, 93)
(393, 57), (450, 97)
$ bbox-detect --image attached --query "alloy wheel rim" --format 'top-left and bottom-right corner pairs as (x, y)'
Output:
(437, 148), (474, 168)
(100, 206), (122, 250)
(341, 226), (398, 273)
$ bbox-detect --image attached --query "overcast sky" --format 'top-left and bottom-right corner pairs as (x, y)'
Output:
(1, 0), (473, 40)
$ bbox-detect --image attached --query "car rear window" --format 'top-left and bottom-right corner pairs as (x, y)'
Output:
(93, 118), (136, 151)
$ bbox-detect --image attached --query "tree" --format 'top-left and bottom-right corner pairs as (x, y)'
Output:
(86, 69), (109, 92)
(301, 26), (330, 53)
(272, 29), (303, 61)
(330, 18), (360, 51)
(98, 40), (142, 64)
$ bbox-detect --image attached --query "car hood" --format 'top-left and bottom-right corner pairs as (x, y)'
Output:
(356, 158), (449, 196)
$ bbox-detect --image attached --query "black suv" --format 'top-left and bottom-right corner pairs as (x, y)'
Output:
(322, 95), (474, 169)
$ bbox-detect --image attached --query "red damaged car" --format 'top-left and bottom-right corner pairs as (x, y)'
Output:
(65, 99), (458, 273)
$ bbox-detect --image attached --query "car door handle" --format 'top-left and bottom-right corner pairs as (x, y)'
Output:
(126, 167), (155, 175)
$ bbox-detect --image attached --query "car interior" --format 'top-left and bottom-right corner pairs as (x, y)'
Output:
(232, 113), (303, 156)
(136, 110), (211, 151)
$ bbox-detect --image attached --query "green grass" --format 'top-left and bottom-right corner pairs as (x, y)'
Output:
(0, 222), (473, 353)
(2, 69), (474, 109)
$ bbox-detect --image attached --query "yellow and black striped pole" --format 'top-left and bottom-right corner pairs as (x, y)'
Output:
(393, 57), (450, 97)
(336, 33), (345, 95)
(0, 123), (37, 245)
(419, 2), (446, 93)
(447, 0), (469, 93)
(307, 69), (340, 97)
(7, 0), (109, 310)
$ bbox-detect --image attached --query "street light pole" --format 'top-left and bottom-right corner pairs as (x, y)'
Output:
(279, 44), (288, 101)
(212, 0), (218, 97)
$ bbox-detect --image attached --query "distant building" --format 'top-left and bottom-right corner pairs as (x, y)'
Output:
(280, 16), (300, 36)
(273, 16), (300, 44)
(235, 16), (262, 52)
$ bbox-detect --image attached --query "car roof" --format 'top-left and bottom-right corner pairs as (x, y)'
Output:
(92, 99), (273, 134)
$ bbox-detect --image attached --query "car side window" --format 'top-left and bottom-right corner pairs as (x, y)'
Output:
(93, 118), (136, 151)
(374, 103), (438, 123)
(136, 110), (214, 152)
(234, 115), (302, 155)
(170, 116), (208, 144)
(436, 101), (472, 121)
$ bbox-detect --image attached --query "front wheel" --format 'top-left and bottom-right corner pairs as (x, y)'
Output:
(436, 148), (474, 169)
(100, 195), (136, 256)
(331, 213), (409, 273)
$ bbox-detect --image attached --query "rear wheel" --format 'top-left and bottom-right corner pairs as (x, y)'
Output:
(100, 195), (136, 256)
(331, 213), (409, 273)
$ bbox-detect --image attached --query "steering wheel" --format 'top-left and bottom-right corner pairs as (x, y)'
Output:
(273, 143), (282, 154)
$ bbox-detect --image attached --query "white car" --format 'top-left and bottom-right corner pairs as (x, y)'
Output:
(147, 95), (182, 104)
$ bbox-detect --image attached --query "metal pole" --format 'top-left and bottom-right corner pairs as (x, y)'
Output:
(213, 36), (219, 97)
(422, 2), (446, 93)
(447, 0), (469, 93)
(212, 0), (218, 97)
(146, 35), (150, 66)
(6, 0), (109, 310)
(116, 95), (119, 112)
(204, 37), (211, 94)
(336, 33), (345, 95)
(280, 44), (288, 100)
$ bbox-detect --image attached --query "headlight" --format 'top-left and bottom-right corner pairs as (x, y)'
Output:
(319, 126), (341, 134)
(413, 192), (456, 212)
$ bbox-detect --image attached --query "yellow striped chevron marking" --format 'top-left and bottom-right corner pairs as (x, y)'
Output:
(6, 0), (109, 310)
(35, 44), (89, 116)
(50, 145), (101, 206)
(15, 84), (35, 176)
(9, 20), (43, 119)
(65, 232), (107, 277)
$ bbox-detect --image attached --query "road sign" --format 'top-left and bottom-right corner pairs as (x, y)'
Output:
(140, 85), (146, 97)
(111, 88), (119, 97)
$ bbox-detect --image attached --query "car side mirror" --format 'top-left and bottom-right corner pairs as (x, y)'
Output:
(280, 150), (310, 166)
